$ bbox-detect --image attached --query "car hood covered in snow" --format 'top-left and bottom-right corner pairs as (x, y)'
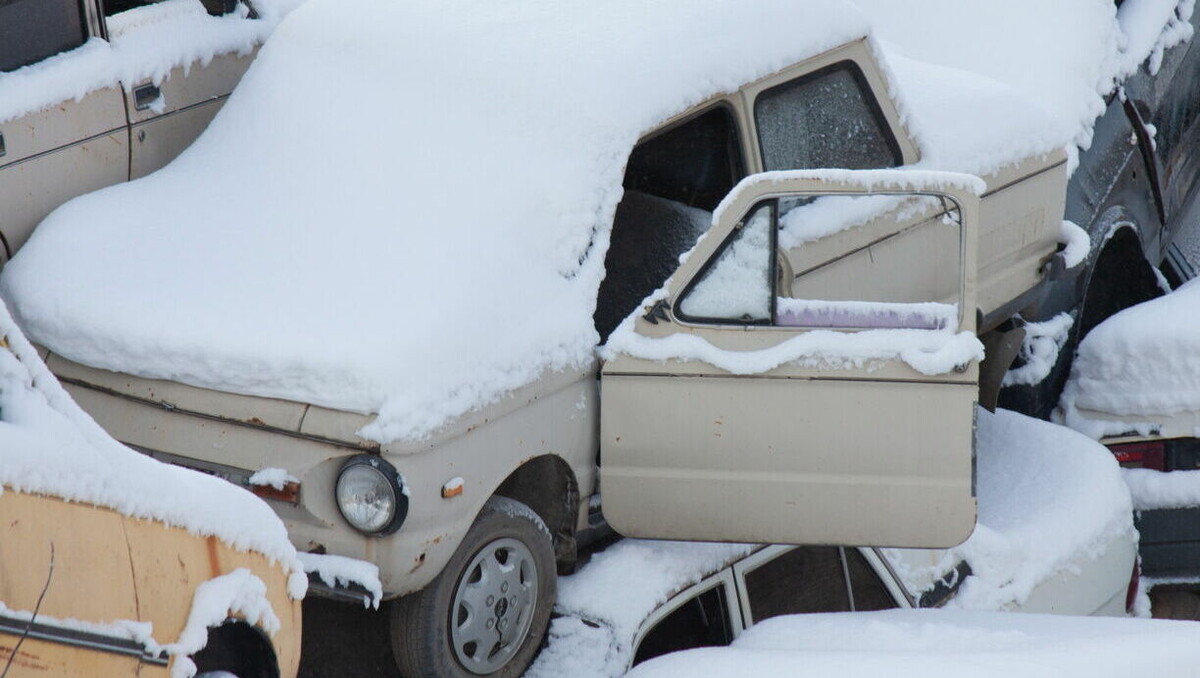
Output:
(2, 0), (1190, 444)
(0, 0), (871, 444)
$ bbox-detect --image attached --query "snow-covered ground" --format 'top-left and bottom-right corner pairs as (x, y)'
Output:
(626, 610), (1200, 678)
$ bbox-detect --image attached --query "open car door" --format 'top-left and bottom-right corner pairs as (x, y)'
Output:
(601, 169), (983, 548)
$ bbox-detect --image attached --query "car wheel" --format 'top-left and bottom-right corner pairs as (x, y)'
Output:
(389, 496), (556, 678)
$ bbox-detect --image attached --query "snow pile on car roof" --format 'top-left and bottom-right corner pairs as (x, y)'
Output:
(1056, 277), (1200, 438)
(852, 0), (1194, 172)
(1, 0), (871, 443)
(0, 0), (304, 125)
(626, 610), (1200, 678)
(0, 301), (307, 598)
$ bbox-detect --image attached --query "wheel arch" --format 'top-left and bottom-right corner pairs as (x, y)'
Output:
(491, 454), (580, 573)
(190, 619), (280, 678)
(1077, 216), (1165, 340)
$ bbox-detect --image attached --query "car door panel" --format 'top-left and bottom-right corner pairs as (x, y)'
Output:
(0, 86), (128, 255)
(127, 49), (257, 178)
(601, 172), (980, 548)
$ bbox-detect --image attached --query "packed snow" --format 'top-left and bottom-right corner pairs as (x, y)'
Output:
(297, 552), (383, 609)
(885, 408), (1133, 611)
(247, 467), (299, 490)
(1059, 220), (1092, 269)
(626, 610), (1200, 678)
(0, 0), (303, 125)
(158, 569), (281, 678)
(1123, 467), (1200, 510)
(1057, 276), (1200, 438)
(1002, 313), (1074, 388)
(0, 300), (307, 598)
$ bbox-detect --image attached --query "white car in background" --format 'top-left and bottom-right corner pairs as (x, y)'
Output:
(623, 610), (1200, 678)
(1058, 275), (1200, 612)
(525, 408), (1139, 677)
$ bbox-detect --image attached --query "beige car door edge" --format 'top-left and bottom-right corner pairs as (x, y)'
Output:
(601, 169), (982, 549)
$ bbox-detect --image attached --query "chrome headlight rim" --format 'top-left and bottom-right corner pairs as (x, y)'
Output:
(335, 455), (409, 536)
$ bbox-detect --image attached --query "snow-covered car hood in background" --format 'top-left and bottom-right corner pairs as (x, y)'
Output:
(625, 610), (1200, 678)
(0, 0), (1190, 444)
(1058, 275), (1200, 439)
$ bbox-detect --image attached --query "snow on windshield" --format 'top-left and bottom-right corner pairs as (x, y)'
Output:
(625, 610), (1200, 678)
(0, 300), (306, 598)
(1, 0), (870, 444)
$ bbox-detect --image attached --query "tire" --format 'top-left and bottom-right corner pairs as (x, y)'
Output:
(389, 496), (556, 678)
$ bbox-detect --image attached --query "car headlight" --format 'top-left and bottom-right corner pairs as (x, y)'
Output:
(335, 455), (408, 536)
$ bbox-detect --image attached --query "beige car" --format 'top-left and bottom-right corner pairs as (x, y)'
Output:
(5, 7), (1074, 678)
(0, 0), (278, 262)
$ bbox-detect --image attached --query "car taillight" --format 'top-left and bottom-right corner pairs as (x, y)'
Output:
(1106, 441), (1166, 471)
(1125, 558), (1141, 615)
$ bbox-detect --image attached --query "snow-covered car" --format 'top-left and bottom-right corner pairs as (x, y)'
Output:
(1057, 275), (1200, 600)
(0, 302), (306, 677)
(623, 610), (1200, 678)
(1, 2), (1195, 678)
(0, 0), (300, 262)
(526, 408), (1139, 677)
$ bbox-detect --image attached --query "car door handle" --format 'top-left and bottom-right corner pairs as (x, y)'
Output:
(133, 83), (162, 111)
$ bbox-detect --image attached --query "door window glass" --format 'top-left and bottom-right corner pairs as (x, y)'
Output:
(755, 62), (901, 172)
(676, 202), (773, 323)
(777, 193), (963, 330)
(595, 105), (745, 341)
(0, 0), (88, 72)
(632, 584), (733, 667)
(743, 546), (849, 623)
(845, 549), (899, 612)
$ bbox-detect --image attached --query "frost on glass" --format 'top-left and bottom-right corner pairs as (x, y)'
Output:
(755, 65), (897, 172)
(679, 203), (772, 322)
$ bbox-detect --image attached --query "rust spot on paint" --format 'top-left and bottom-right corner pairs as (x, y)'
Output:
(246, 416), (267, 426)
(409, 553), (426, 574)
(206, 535), (221, 577)
(0, 647), (48, 671)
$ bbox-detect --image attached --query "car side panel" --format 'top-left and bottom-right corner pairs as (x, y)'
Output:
(0, 489), (138, 624)
(0, 636), (143, 676)
(602, 374), (978, 547)
(126, 50), (256, 180)
(124, 516), (302, 678)
(0, 87), (129, 255)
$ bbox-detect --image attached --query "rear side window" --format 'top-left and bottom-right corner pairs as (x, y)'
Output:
(846, 549), (899, 612)
(743, 546), (849, 622)
(755, 61), (901, 172)
(0, 0), (88, 73)
(633, 584), (734, 666)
